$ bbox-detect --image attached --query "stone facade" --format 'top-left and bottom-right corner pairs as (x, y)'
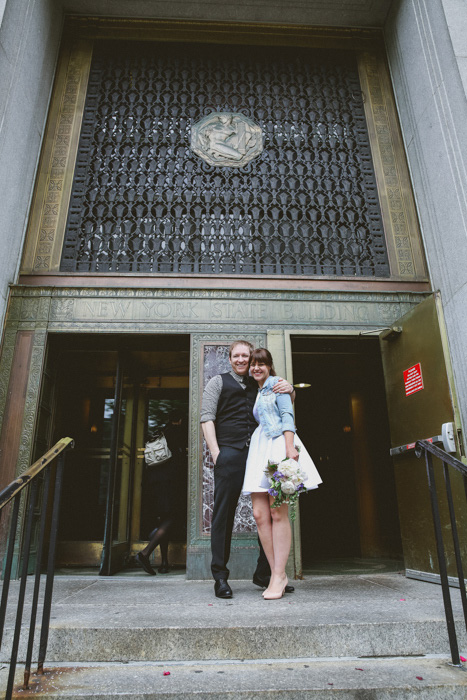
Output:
(1, 0), (467, 576)
(1, 0), (465, 411)
(0, 0), (62, 331)
(385, 0), (467, 439)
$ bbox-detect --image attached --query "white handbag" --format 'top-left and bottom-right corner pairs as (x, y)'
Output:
(144, 432), (172, 466)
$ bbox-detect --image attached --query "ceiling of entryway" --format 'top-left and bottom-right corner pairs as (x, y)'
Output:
(61, 0), (394, 27)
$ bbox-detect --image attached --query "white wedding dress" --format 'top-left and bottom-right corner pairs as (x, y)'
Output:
(242, 399), (322, 495)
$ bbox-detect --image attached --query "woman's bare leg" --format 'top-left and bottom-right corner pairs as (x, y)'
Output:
(264, 499), (291, 599)
(251, 493), (275, 575)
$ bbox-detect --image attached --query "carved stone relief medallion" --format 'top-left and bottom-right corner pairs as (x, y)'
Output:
(191, 112), (263, 167)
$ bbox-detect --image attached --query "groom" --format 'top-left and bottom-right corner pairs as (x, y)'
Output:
(201, 340), (295, 598)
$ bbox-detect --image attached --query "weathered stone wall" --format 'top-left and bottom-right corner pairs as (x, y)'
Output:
(385, 0), (467, 443)
(0, 0), (62, 333)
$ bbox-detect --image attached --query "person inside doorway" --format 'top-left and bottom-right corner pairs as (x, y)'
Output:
(135, 409), (187, 575)
(201, 340), (296, 598)
(242, 348), (322, 599)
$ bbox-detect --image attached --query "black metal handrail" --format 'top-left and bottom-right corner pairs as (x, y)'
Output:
(414, 439), (467, 667)
(0, 437), (74, 699)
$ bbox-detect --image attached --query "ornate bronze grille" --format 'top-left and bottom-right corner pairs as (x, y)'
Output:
(61, 42), (390, 277)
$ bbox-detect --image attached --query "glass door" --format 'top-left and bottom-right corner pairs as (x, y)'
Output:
(100, 351), (135, 575)
(136, 389), (189, 568)
(54, 337), (190, 572)
(56, 350), (120, 567)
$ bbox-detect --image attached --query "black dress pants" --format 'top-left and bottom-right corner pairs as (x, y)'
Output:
(211, 445), (248, 581)
(211, 444), (270, 581)
(255, 540), (271, 579)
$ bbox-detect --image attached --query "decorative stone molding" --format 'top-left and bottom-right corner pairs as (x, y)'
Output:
(21, 39), (93, 274)
(358, 52), (427, 279)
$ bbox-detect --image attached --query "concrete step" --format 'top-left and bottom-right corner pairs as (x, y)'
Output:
(2, 574), (467, 663)
(2, 656), (467, 698)
(4, 614), (466, 663)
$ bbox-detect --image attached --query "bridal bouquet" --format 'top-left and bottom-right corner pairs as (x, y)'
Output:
(265, 457), (308, 520)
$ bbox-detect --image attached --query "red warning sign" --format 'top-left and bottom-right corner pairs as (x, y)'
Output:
(403, 363), (424, 396)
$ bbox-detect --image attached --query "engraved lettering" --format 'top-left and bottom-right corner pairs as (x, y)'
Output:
(155, 302), (171, 318)
(84, 301), (97, 317)
(174, 302), (185, 318)
(142, 301), (156, 317)
(111, 301), (131, 318)
(313, 304), (337, 321)
(172, 301), (199, 318)
(98, 302), (109, 317)
(68, 296), (380, 328)
(338, 304), (356, 321)
(357, 305), (370, 322)
(186, 301), (199, 318)
(211, 302), (222, 319)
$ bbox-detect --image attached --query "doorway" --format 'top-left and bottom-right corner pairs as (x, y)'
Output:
(291, 335), (403, 574)
(50, 334), (190, 574)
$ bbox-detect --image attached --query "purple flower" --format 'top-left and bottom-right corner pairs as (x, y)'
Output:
(268, 488), (279, 497)
(273, 471), (283, 479)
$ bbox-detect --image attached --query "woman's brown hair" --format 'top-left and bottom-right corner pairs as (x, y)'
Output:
(250, 348), (276, 376)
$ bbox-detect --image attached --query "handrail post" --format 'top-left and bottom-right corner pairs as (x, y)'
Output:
(442, 463), (467, 633)
(5, 480), (39, 699)
(0, 494), (21, 647)
(37, 450), (66, 674)
(423, 447), (461, 666)
(0, 437), (74, 700)
(23, 465), (52, 688)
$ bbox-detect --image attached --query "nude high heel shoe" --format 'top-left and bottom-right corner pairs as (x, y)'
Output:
(263, 587), (285, 600)
(263, 576), (287, 600)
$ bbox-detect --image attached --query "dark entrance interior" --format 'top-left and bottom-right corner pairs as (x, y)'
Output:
(292, 336), (403, 574)
(46, 334), (190, 574)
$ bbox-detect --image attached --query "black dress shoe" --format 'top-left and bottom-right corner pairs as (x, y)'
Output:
(252, 573), (295, 593)
(135, 552), (156, 575)
(214, 579), (233, 598)
(158, 564), (170, 574)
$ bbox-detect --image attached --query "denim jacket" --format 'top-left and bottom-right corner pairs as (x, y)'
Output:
(255, 375), (296, 439)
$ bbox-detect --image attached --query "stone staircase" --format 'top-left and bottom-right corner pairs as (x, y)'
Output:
(1, 572), (467, 697)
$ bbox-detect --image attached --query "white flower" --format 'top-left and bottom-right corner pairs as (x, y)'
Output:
(281, 480), (296, 494)
(281, 458), (299, 471)
(294, 469), (307, 484)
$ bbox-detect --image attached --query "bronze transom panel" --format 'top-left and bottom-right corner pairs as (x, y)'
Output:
(60, 41), (390, 277)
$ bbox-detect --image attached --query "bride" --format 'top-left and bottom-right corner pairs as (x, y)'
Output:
(242, 348), (322, 599)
